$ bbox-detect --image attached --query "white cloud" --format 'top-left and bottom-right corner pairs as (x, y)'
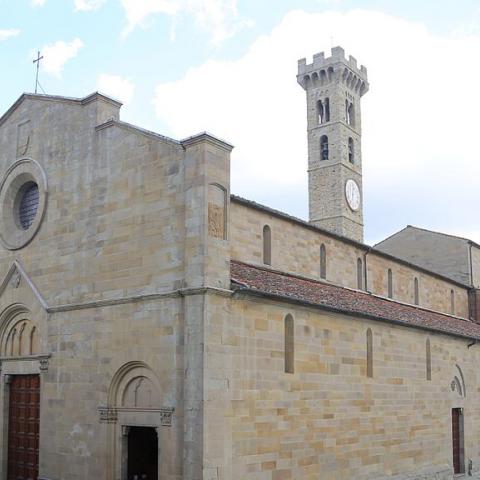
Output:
(74, 0), (106, 12)
(0, 29), (20, 41)
(121, 0), (252, 46)
(31, 0), (46, 6)
(153, 9), (480, 244)
(41, 38), (84, 77)
(97, 74), (135, 105)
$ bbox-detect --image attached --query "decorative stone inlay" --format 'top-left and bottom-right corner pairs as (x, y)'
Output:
(98, 406), (174, 426)
(39, 357), (49, 371)
(98, 407), (118, 424)
(17, 120), (31, 157)
(10, 267), (21, 288)
(208, 203), (225, 239)
(160, 408), (174, 426)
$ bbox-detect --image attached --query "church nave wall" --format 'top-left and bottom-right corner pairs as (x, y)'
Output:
(204, 296), (480, 479)
(229, 200), (470, 320)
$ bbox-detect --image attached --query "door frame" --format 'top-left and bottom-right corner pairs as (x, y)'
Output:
(0, 356), (48, 480)
(452, 407), (465, 475)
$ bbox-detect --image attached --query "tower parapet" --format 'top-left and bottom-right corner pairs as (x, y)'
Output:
(297, 46), (370, 242)
(297, 46), (369, 95)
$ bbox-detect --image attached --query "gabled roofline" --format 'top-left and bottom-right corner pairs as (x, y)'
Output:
(95, 118), (181, 146)
(0, 92), (123, 129)
(231, 195), (470, 289)
(376, 224), (480, 250)
(0, 260), (48, 310)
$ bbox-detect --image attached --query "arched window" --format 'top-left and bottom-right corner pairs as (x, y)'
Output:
(426, 338), (431, 381)
(348, 137), (354, 164)
(324, 97), (330, 122)
(348, 102), (354, 126)
(327, 67), (334, 82)
(357, 257), (363, 290)
(317, 98), (330, 125)
(387, 269), (393, 299)
(414, 277), (419, 305)
(450, 289), (455, 315)
(320, 135), (329, 161)
(366, 328), (373, 378)
(263, 225), (271, 265)
(320, 244), (327, 279)
(284, 314), (294, 374)
(317, 100), (324, 125)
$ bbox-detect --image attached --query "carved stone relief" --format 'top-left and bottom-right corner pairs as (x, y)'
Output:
(207, 184), (226, 239)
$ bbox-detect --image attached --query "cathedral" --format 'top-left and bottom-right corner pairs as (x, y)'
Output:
(0, 45), (479, 480)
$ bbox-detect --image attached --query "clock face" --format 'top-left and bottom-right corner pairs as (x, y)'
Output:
(345, 179), (361, 211)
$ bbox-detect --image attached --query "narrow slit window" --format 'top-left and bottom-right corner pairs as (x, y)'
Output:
(348, 137), (354, 164)
(320, 135), (329, 161)
(263, 225), (271, 265)
(387, 269), (393, 299)
(320, 244), (327, 280)
(450, 289), (455, 315)
(426, 338), (431, 381)
(414, 277), (419, 305)
(324, 98), (330, 122)
(357, 258), (363, 290)
(284, 314), (294, 374)
(366, 328), (373, 378)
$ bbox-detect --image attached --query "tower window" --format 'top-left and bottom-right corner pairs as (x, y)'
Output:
(263, 225), (271, 265)
(284, 314), (294, 374)
(320, 136), (329, 161)
(317, 98), (330, 125)
(348, 103), (354, 126)
(346, 100), (354, 126)
(317, 100), (324, 125)
(357, 257), (363, 290)
(320, 244), (327, 279)
(414, 277), (419, 305)
(387, 269), (393, 299)
(348, 138), (354, 164)
(450, 289), (455, 315)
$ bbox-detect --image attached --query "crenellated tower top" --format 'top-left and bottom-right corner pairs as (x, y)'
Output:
(297, 46), (369, 96)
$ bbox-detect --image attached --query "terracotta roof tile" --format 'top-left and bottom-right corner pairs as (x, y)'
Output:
(230, 261), (480, 340)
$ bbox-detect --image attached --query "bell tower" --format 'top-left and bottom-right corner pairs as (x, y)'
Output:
(297, 46), (369, 242)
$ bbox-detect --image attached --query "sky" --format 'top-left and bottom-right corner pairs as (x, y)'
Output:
(1, 0), (480, 245)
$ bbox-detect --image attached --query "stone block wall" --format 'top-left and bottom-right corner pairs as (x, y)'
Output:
(367, 253), (469, 319)
(229, 200), (470, 319)
(204, 294), (480, 479)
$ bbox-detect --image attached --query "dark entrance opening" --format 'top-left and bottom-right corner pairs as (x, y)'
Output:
(452, 408), (465, 474)
(7, 375), (40, 480)
(127, 427), (158, 480)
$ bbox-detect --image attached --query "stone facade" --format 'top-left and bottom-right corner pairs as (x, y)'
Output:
(204, 295), (480, 479)
(0, 46), (478, 480)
